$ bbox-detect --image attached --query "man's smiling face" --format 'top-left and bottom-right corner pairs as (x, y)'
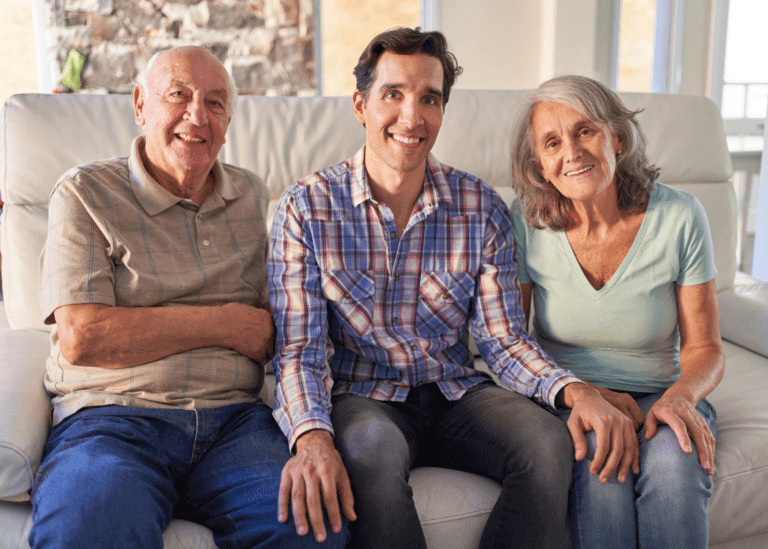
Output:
(134, 47), (232, 186)
(353, 51), (444, 187)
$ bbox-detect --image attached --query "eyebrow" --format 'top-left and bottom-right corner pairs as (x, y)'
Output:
(378, 82), (444, 100)
(167, 80), (230, 98)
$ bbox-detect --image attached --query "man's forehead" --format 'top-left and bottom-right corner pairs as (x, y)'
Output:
(371, 52), (443, 91)
(149, 50), (230, 94)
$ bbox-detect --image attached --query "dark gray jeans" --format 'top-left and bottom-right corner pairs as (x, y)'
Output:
(331, 381), (573, 549)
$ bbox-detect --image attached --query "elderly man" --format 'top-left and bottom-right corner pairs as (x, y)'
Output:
(31, 46), (348, 549)
(269, 28), (640, 549)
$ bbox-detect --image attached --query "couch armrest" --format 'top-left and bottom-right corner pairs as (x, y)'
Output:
(718, 278), (768, 359)
(0, 329), (52, 499)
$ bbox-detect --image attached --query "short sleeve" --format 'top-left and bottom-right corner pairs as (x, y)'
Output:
(508, 199), (532, 284)
(39, 174), (117, 324)
(677, 196), (717, 287)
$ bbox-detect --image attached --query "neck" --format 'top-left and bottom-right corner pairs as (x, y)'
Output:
(140, 145), (215, 206)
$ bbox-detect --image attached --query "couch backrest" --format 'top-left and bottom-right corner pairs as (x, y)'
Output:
(0, 91), (734, 331)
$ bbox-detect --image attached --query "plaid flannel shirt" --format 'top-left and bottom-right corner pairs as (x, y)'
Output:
(268, 147), (579, 448)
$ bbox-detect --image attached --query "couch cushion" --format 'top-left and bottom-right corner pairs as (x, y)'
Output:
(0, 328), (51, 500)
(411, 467), (501, 548)
(708, 340), (768, 544)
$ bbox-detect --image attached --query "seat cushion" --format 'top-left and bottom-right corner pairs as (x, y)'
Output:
(707, 341), (768, 545)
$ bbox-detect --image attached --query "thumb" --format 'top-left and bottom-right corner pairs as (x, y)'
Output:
(644, 410), (658, 440)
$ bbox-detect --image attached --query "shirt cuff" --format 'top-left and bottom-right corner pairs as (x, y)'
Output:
(289, 418), (334, 454)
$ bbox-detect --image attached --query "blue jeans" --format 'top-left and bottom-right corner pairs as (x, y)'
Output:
(331, 381), (573, 549)
(559, 392), (716, 549)
(29, 403), (349, 549)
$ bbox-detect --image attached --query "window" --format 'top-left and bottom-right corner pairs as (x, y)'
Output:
(711, 0), (768, 278)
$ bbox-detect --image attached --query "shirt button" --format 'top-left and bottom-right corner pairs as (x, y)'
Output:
(343, 291), (351, 298)
(394, 275), (400, 282)
(392, 317), (398, 324)
(390, 231), (397, 238)
(411, 344), (417, 351)
(442, 293), (449, 300)
(203, 239), (210, 246)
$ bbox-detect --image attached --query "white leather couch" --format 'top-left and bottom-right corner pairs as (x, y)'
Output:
(1, 90), (767, 549)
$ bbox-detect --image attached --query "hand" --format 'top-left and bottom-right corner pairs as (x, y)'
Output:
(219, 302), (275, 364)
(590, 384), (645, 430)
(645, 391), (715, 475)
(278, 429), (356, 542)
(563, 383), (640, 484)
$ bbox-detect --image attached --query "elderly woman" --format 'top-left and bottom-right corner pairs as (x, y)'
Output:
(508, 75), (724, 548)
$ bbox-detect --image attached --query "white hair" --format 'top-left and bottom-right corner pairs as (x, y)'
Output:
(134, 47), (238, 115)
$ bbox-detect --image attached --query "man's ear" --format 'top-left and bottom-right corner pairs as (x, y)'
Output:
(133, 85), (145, 126)
(352, 90), (366, 125)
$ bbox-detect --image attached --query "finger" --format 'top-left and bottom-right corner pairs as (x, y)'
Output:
(628, 401), (645, 430)
(667, 415), (693, 454)
(290, 475), (310, 537)
(338, 469), (357, 522)
(598, 427), (624, 483)
(589, 423), (610, 476)
(567, 418), (588, 462)
(615, 422), (637, 483)
(305, 475), (328, 542)
(644, 410), (658, 440)
(689, 419), (715, 474)
(277, 468), (292, 523)
(320, 473), (343, 535)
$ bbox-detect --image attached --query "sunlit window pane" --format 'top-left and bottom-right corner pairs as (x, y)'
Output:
(722, 84), (746, 119)
(320, 0), (419, 97)
(746, 84), (768, 119)
(615, 0), (656, 92)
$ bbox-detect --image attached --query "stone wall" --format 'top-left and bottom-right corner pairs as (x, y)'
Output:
(45, 0), (316, 96)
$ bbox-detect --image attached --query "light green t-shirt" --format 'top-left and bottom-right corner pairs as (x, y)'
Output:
(510, 183), (716, 393)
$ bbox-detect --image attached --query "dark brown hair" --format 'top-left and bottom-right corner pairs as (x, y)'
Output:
(354, 27), (462, 107)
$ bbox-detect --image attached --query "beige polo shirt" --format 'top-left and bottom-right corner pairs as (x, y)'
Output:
(39, 137), (270, 424)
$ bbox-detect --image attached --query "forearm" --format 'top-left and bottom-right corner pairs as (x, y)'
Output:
(667, 344), (724, 404)
(55, 303), (243, 368)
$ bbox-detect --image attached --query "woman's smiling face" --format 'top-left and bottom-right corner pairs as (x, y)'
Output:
(531, 101), (623, 205)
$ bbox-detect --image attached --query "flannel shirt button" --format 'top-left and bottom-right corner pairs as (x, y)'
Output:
(390, 231), (397, 238)
(392, 317), (398, 324)
(203, 239), (210, 246)
(343, 291), (350, 298)
(410, 344), (417, 351)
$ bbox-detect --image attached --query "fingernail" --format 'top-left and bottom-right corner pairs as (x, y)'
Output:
(619, 474), (626, 483)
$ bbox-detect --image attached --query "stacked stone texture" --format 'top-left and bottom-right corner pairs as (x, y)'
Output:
(46, 0), (316, 96)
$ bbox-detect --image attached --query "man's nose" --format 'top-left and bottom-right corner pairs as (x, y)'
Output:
(399, 98), (424, 129)
(185, 96), (208, 126)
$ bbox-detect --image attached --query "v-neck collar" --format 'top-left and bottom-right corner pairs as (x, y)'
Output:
(557, 185), (658, 300)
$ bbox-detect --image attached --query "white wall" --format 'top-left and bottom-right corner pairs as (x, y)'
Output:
(440, 0), (714, 96)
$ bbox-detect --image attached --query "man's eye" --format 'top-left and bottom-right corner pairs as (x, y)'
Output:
(385, 91), (399, 99)
(423, 97), (436, 105)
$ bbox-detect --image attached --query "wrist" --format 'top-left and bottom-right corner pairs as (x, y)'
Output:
(295, 428), (333, 453)
(559, 381), (596, 409)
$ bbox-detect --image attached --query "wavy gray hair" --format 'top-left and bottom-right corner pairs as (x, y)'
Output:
(134, 47), (238, 116)
(510, 75), (659, 230)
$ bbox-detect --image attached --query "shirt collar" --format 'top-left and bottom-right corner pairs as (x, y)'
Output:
(128, 136), (240, 216)
(349, 146), (455, 208)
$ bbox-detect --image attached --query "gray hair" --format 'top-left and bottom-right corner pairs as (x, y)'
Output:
(510, 75), (659, 230)
(134, 47), (238, 116)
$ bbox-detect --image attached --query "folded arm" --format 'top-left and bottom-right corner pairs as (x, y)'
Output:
(54, 301), (274, 369)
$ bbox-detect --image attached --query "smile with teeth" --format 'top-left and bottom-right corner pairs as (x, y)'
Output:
(176, 133), (206, 143)
(565, 165), (594, 176)
(391, 134), (423, 145)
